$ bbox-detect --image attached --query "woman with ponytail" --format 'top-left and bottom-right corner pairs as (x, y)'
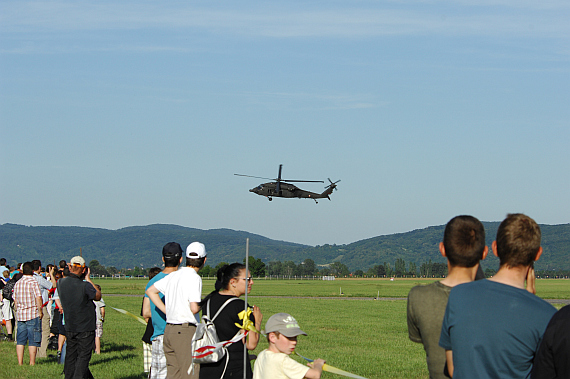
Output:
(199, 263), (262, 379)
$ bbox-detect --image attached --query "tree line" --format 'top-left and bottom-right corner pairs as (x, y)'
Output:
(87, 257), (570, 280)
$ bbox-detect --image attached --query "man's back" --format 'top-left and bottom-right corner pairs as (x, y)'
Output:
(58, 274), (97, 332)
(440, 280), (556, 379)
(407, 281), (452, 379)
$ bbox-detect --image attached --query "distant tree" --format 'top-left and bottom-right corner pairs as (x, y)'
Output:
(282, 261), (297, 277)
(212, 262), (229, 278)
(384, 262), (393, 277)
(299, 259), (316, 276)
(394, 258), (406, 277)
(320, 267), (331, 276)
(408, 262), (417, 276)
(330, 262), (349, 277)
(354, 269), (364, 277)
(88, 259), (109, 277)
(200, 265), (213, 277)
(107, 266), (118, 276)
(267, 261), (282, 277)
(484, 268), (497, 278)
(245, 256), (266, 277)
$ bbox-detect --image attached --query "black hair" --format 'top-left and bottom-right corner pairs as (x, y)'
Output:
(23, 262), (34, 275)
(148, 267), (162, 280)
(199, 263), (246, 307)
(0, 258), (6, 266)
(32, 260), (41, 271)
(186, 256), (206, 269)
(443, 215), (486, 268)
(59, 260), (67, 269)
(164, 254), (181, 268)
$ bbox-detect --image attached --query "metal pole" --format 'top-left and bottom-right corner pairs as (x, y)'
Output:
(243, 238), (249, 379)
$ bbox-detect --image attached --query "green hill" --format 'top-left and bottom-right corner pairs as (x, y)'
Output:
(1, 222), (569, 271)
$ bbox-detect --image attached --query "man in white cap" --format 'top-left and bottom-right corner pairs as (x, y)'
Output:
(58, 256), (101, 379)
(146, 242), (207, 379)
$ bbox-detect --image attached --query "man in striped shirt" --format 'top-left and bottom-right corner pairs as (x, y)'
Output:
(13, 261), (43, 366)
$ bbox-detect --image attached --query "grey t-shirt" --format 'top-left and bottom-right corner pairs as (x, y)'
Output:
(407, 281), (452, 379)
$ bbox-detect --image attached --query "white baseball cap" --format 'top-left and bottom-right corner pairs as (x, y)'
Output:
(186, 242), (207, 258)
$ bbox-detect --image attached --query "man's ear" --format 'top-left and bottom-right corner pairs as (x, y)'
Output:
(439, 242), (446, 258)
(491, 241), (499, 258)
(534, 247), (543, 262)
(481, 246), (489, 261)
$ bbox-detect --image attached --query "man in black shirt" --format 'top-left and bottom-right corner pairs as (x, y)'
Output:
(58, 256), (101, 379)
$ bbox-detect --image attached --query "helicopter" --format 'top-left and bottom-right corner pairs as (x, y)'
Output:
(234, 164), (340, 203)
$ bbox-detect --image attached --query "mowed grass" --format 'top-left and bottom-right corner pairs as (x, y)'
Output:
(1, 278), (568, 379)
(97, 276), (570, 299)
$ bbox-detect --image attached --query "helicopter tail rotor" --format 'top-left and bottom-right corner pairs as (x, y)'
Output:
(326, 178), (341, 191)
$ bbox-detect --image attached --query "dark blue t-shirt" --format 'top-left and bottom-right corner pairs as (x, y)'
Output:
(440, 279), (556, 379)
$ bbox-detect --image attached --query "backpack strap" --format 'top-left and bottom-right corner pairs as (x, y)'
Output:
(206, 297), (240, 321)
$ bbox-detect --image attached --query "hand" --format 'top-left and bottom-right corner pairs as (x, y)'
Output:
(49, 266), (55, 276)
(252, 305), (262, 324)
(309, 358), (326, 371)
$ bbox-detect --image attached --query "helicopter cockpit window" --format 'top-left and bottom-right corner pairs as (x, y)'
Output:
(257, 185), (263, 190)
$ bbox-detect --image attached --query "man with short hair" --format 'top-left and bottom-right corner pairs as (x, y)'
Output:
(146, 242), (206, 379)
(440, 213), (557, 379)
(58, 256), (101, 379)
(0, 258), (8, 277)
(407, 215), (488, 379)
(143, 242), (183, 379)
(13, 262), (43, 365)
(32, 259), (56, 358)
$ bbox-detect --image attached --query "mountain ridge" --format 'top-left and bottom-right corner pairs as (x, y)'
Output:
(1, 222), (569, 271)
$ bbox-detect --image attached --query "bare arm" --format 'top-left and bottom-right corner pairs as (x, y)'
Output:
(101, 306), (105, 321)
(305, 359), (326, 379)
(36, 296), (43, 319)
(85, 268), (101, 301)
(146, 285), (166, 314)
(48, 266), (57, 288)
(446, 350), (454, 378)
(190, 301), (201, 315)
(245, 305), (262, 350)
(142, 296), (152, 320)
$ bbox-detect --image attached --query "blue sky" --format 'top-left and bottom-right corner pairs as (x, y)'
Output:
(1, 1), (569, 246)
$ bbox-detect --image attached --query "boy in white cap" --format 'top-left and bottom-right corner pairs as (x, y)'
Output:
(146, 242), (206, 379)
(253, 313), (325, 379)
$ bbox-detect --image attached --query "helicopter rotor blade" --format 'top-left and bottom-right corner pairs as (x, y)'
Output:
(234, 174), (276, 181)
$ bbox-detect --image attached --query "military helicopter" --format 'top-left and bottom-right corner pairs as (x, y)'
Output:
(234, 164), (340, 203)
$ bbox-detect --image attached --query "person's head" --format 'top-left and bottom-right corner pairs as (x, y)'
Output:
(0, 258), (6, 266)
(3, 270), (9, 279)
(185, 242), (207, 269)
(440, 215), (487, 268)
(59, 260), (67, 269)
(52, 270), (62, 281)
(162, 242), (183, 268)
(216, 263), (252, 296)
(94, 284), (101, 292)
(264, 313), (307, 355)
(69, 256), (86, 275)
(32, 259), (41, 272)
(22, 262), (34, 276)
(148, 267), (161, 280)
(493, 213), (542, 268)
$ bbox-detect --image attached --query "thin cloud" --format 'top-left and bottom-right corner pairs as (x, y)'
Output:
(1, 1), (568, 39)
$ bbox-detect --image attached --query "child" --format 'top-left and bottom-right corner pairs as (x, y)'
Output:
(253, 313), (325, 379)
(93, 284), (106, 354)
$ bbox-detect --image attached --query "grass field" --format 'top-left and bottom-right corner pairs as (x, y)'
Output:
(1, 278), (568, 379)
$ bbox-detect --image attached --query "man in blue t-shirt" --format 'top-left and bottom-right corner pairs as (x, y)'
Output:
(143, 242), (182, 379)
(440, 213), (556, 379)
